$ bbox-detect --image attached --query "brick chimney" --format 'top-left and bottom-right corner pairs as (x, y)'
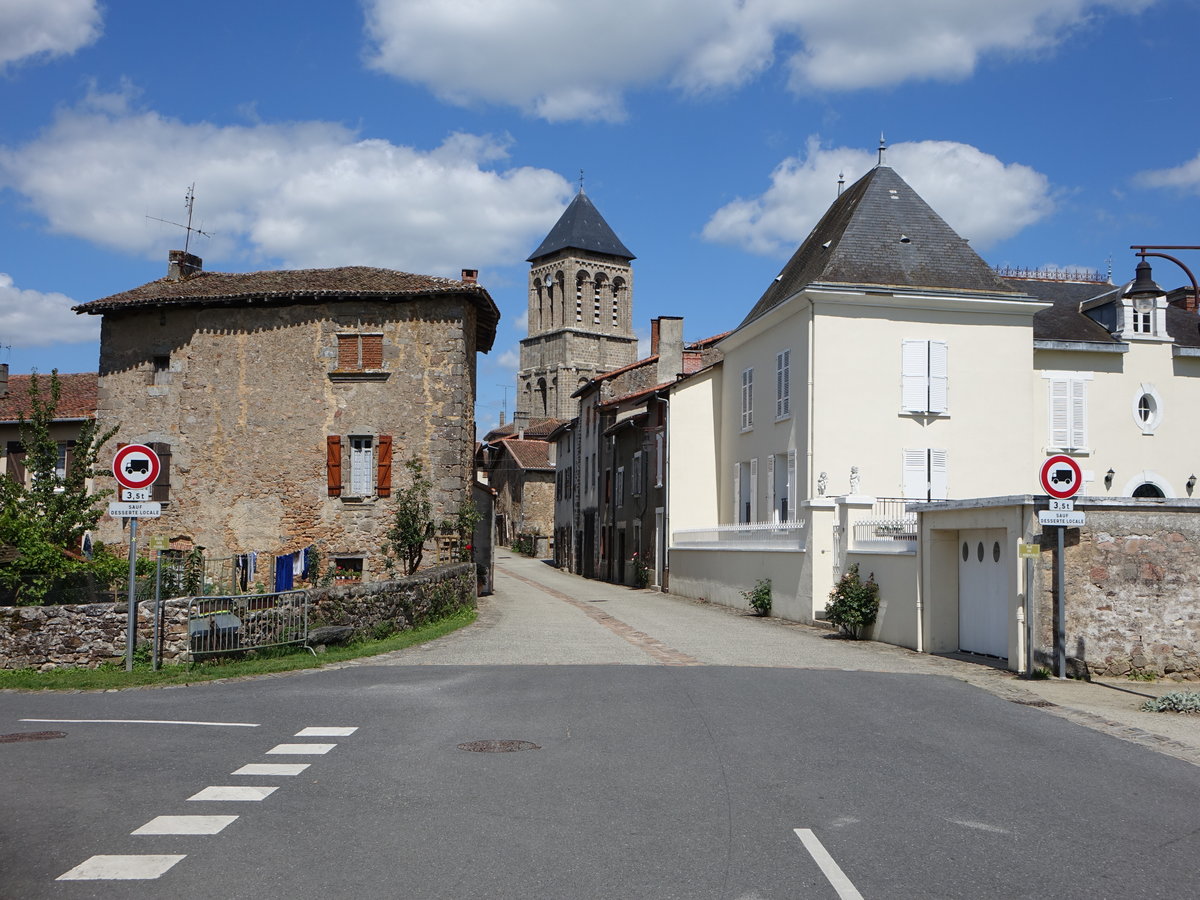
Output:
(655, 317), (684, 386)
(461, 268), (479, 284)
(167, 250), (203, 281)
(650, 318), (661, 357)
(513, 410), (529, 440)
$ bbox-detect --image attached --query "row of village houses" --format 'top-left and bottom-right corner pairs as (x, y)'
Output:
(4, 160), (1199, 676)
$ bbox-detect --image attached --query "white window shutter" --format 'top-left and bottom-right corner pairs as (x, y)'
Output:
(776, 350), (790, 417)
(749, 458), (759, 522)
(1049, 379), (1070, 449)
(1070, 378), (1087, 450)
(901, 340), (928, 413)
(927, 341), (948, 414)
(786, 450), (797, 522)
(930, 449), (949, 500)
(767, 454), (777, 523)
(733, 463), (741, 524)
(902, 449), (927, 499)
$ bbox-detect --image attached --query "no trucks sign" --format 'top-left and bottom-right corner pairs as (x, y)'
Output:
(112, 444), (160, 491)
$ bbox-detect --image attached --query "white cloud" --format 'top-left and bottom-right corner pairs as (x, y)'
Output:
(1135, 153), (1200, 193)
(0, 88), (572, 277)
(0, 274), (98, 347)
(496, 347), (520, 371)
(0, 0), (101, 69)
(703, 138), (1055, 255)
(362, 0), (1153, 121)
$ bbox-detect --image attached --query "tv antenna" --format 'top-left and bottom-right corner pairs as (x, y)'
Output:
(146, 183), (212, 253)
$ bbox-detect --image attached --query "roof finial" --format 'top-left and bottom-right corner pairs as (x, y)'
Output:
(837, 171), (845, 197)
(878, 133), (887, 167)
(578, 169), (585, 194)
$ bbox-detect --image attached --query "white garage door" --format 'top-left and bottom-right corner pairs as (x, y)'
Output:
(958, 529), (1008, 658)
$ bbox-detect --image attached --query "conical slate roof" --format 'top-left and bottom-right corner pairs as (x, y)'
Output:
(741, 166), (1025, 326)
(528, 191), (635, 262)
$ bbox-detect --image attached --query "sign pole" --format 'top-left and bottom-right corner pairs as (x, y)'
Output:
(152, 550), (163, 671)
(1055, 524), (1066, 679)
(125, 517), (138, 672)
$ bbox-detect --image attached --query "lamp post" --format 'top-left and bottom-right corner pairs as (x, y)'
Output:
(1129, 245), (1200, 313)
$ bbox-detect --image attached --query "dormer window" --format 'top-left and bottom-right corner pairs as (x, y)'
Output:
(1130, 295), (1154, 334)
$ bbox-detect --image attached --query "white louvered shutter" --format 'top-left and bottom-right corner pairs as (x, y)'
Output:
(786, 450), (797, 523)
(767, 454), (777, 522)
(749, 457), (759, 523)
(1049, 379), (1070, 449)
(930, 449), (949, 500)
(901, 340), (928, 413)
(1070, 378), (1087, 450)
(927, 341), (948, 414)
(733, 463), (741, 524)
(776, 350), (790, 418)
(903, 449), (927, 499)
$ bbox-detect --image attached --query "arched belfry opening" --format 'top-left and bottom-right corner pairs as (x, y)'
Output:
(517, 189), (638, 420)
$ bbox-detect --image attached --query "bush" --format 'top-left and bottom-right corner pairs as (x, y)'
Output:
(825, 564), (879, 639)
(1142, 691), (1200, 714)
(743, 578), (771, 616)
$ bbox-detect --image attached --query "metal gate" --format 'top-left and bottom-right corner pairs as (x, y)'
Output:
(186, 590), (309, 657)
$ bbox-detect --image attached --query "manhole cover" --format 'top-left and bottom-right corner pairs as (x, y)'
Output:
(457, 740), (540, 753)
(0, 731), (66, 743)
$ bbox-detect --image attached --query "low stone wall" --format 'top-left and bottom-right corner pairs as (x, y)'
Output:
(0, 563), (475, 671)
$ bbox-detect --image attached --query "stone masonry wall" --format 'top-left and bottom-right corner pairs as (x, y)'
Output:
(0, 563), (475, 670)
(1032, 502), (1200, 680)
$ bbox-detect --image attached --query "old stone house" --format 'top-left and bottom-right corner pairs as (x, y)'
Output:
(74, 251), (498, 584)
(0, 365), (98, 494)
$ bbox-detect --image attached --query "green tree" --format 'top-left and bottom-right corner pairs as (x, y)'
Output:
(382, 457), (434, 576)
(0, 370), (119, 604)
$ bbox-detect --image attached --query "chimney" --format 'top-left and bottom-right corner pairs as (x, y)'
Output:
(0, 363), (7, 399)
(656, 317), (684, 386)
(461, 268), (479, 284)
(513, 410), (529, 441)
(498, 409), (506, 427)
(650, 318), (661, 357)
(167, 250), (203, 281)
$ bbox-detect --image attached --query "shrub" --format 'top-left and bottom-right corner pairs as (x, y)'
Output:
(1142, 691), (1200, 714)
(825, 564), (879, 639)
(743, 578), (771, 616)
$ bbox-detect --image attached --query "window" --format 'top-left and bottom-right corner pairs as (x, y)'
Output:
(741, 368), (754, 430)
(616, 466), (625, 506)
(769, 450), (796, 522)
(632, 452), (643, 496)
(655, 432), (664, 488)
(1044, 372), (1090, 452)
(900, 339), (948, 414)
(775, 350), (791, 419)
(151, 354), (170, 386)
(1132, 384), (1163, 435)
(326, 434), (392, 498)
(337, 334), (383, 371)
(902, 448), (948, 500)
(733, 459), (758, 523)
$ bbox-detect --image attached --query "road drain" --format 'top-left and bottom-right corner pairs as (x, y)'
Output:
(0, 731), (66, 743)
(457, 740), (540, 753)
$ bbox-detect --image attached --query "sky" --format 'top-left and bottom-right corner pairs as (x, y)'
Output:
(2, 0), (1199, 433)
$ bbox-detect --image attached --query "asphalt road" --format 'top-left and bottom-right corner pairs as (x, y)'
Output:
(2, 554), (1198, 899)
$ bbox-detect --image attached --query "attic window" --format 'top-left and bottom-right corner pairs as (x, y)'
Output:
(331, 333), (389, 382)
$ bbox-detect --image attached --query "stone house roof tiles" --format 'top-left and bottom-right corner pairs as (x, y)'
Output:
(0, 373), (97, 423)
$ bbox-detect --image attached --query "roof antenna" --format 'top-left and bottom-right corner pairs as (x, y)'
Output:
(878, 133), (887, 167)
(837, 171), (845, 197)
(146, 183), (213, 253)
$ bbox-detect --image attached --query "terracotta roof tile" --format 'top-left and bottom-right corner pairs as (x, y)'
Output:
(0, 372), (97, 423)
(503, 439), (553, 470)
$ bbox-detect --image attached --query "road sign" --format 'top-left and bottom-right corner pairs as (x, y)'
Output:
(1040, 454), (1083, 500)
(108, 501), (162, 519)
(1018, 542), (1040, 558)
(148, 535), (170, 551)
(113, 444), (161, 491)
(1048, 498), (1074, 512)
(1038, 509), (1085, 527)
(121, 487), (152, 502)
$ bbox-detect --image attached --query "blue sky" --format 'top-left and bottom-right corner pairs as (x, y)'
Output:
(2, 0), (1199, 432)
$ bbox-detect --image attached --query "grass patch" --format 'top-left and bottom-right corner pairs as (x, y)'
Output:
(0, 607), (476, 692)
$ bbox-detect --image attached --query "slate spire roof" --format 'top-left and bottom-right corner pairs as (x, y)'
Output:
(741, 166), (1027, 327)
(527, 190), (635, 262)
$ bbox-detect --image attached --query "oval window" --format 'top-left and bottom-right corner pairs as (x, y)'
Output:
(993, 541), (1001, 562)
(962, 542), (969, 561)
(977, 542), (985, 562)
(1137, 394), (1154, 423)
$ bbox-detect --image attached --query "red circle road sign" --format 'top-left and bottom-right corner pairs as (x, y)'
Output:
(1040, 454), (1082, 499)
(112, 444), (161, 491)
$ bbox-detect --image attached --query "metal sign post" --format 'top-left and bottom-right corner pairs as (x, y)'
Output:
(113, 444), (162, 672)
(125, 517), (138, 671)
(1037, 455), (1084, 680)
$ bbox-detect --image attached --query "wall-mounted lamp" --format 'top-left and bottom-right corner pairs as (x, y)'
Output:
(1105, 468), (1115, 489)
(1188, 474), (1197, 495)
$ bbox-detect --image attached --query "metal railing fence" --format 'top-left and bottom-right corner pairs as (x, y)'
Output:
(186, 590), (308, 658)
(672, 521), (807, 548)
(851, 497), (925, 547)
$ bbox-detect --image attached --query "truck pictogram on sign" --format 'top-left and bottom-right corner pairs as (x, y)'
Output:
(112, 444), (161, 491)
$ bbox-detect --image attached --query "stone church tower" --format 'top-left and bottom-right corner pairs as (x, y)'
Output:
(517, 190), (638, 419)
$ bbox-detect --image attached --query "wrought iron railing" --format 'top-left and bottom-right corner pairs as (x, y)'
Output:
(672, 521), (806, 549)
(851, 497), (924, 547)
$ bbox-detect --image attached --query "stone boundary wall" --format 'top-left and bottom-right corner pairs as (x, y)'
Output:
(0, 563), (475, 671)
(1034, 502), (1200, 680)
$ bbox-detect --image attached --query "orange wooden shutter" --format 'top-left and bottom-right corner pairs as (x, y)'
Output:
(376, 435), (392, 497)
(337, 335), (358, 370)
(326, 436), (342, 496)
(361, 335), (383, 369)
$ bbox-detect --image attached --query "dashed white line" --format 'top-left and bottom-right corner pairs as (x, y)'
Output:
(188, 786), (277, 802)
(794, 828), (864, 900)
(296, 726), (358, 736)
(21, 718), (258, 728)
(232, 763), (310, 776)
(133, 816), (238, 835)
(57, 855), (186, 881)
(266, 742), (336, 755)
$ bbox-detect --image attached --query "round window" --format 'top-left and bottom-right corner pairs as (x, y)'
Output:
(1133, 483), (1165, 498)
(962, 542), (969, 561)
(993, 541), (1001, 562)
(1137, 394), (1154, 423)
(977, 542), (984, 562)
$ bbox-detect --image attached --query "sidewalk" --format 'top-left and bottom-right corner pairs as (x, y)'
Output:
(373, 551), (1200, 767)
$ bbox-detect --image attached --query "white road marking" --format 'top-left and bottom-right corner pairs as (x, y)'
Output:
(232, 763), (310, 776)
(950, 819), (1011, 834)
(132, 816), (238, 835)
(188, 786), (277, 801)
(21, 718), (258, 728)
(266, 742), (336, 755)
(296, 726), (358, 736)
(794, 828), (864, 900)
(57, 855), (186, 880)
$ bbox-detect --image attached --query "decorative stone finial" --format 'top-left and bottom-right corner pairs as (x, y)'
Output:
(849, 466), (860, 494)
(817, 471), (828, 496)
